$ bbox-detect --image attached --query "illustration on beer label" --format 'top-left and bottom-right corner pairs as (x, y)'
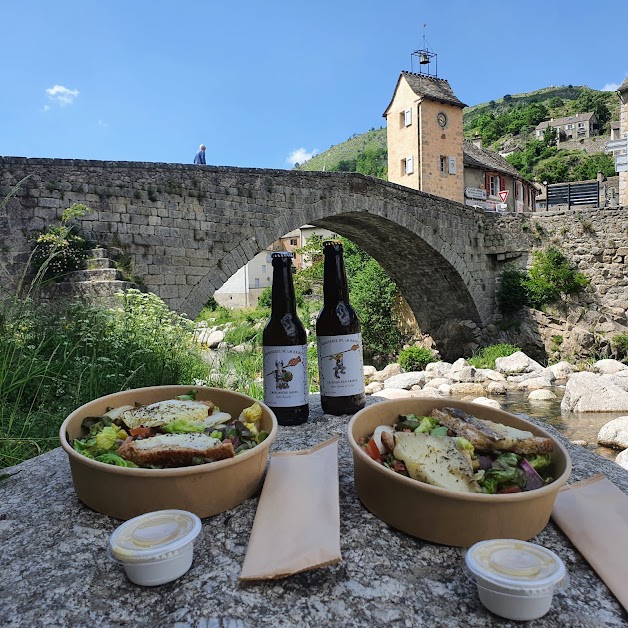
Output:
(265, 355), (302, 390)
(317, 335), (365, 397)
(263, 345), (308, 407)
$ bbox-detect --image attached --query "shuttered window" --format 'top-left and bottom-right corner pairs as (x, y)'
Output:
(448, 157), (456, 174)
(405, 156), (414, 174)
(404, 108), (412, 127)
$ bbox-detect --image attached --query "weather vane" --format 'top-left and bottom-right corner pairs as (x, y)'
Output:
(411, 22), (437, 77)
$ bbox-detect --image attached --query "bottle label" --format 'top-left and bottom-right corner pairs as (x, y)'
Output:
(317, 334), (365, 397)
(263, 345), (309, 407)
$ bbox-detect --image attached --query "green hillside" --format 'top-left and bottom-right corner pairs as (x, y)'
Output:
(296, 85), (620, 184)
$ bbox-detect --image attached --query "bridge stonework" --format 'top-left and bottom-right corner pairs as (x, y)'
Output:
(2, 157), (627, 349)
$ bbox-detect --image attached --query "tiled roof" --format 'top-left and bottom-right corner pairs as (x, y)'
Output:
(382, 72), (466, 116)
(535, 112), (595, 130)
(463, 139), (533, 184)
(618, 76), (628, 94)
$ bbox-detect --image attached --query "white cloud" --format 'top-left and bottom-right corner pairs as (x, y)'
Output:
(41, 104), (50, 112)
(286, 147), (318, 166)
(97, 119), (108, 128)
(45, 84), (80, 106)
(601, 82), (621, 92)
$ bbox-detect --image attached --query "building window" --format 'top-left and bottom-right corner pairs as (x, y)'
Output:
(489, 175), (500, 197)
(567, 124), (574, 130)
(400, 108), (412, 128)
(403, 155), (414, 175)
(440, 156), (447, 174)
(290, 238), (298, 246)
(254, 278), (260, 288)
(261, 265), (266, 274)
(266, 252), (272, 262)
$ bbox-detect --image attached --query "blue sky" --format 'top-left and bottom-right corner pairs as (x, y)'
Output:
(1, 0), (627, 169)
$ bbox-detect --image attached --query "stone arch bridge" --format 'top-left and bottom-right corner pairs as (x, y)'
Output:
(3, 157), (626, 357)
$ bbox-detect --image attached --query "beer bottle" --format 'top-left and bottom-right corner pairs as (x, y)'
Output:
(316, 241), (366, 415)
(262, 252), (309, 425)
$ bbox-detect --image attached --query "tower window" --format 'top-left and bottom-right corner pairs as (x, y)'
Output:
(440, 156), (448, 174)
(400, 108), (412, 128)
(403, 156), (414, 175)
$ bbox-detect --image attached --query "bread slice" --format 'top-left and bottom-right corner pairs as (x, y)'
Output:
(393, 432), (481, 493)
(120, 400), (215, 430)
(117, 433), (234, 467)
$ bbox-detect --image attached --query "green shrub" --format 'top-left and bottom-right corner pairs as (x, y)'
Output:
(524, 247), (589, 310)
(31, 203), (93, 281)
(497, 266), (528, 314)
(468, 344), (521, 369)
(224, 324), (260, 346)
(398, 346), (434, 371)
(612, 333), (628, 359)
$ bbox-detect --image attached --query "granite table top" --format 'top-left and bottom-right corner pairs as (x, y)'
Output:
(2, 394), (628, 628)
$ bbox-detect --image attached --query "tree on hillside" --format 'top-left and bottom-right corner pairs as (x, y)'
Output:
(575, 89), (611, 129)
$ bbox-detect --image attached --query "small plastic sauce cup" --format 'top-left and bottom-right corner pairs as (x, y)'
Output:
(465, 539), (568, 621)
(108, 509), (202, 586)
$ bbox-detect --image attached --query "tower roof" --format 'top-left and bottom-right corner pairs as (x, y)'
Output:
(383, 72), (466, 117)
(618, 76), (628, 94)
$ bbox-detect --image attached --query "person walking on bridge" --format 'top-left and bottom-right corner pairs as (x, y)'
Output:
(194, 144), (206, 165)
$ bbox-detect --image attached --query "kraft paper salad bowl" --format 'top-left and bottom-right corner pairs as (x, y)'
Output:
(60, 386), (278, 520)
(347, 398), (572, 547)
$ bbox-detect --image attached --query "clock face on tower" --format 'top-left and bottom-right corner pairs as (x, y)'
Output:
(437, 112), (447, 128)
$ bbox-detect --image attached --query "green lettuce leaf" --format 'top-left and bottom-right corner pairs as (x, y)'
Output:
(161, 418), (206, 433)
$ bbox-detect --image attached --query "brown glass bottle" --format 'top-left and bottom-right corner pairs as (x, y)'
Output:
(262, 252), (309, 425)
(316, 241), (366, 415)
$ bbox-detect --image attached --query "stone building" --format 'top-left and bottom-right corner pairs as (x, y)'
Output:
(384, 71), (536, 212)
(535, 112), (599, 142)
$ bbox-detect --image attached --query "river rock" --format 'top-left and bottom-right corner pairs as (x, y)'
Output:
(548, 361), (574, 380)
(570, 440), (588, 446)
(528, 389), (557, 401)
(206, 330), (225, 349)
(601, 373), (628, 392)
(232, 343), (253, 353)
(474, 369), (506, 383)
(365, 381), (384, 394)
(615, 449), (628, 470)
(438, 384), (452, 395)
(495, 351), (544, 375)
(370, 363), (403, 383)
(450, 357), (469, 374)
(425, 361), (452, 378)
(363, 365), (377, 378)
(426, 377), (452, 388)
(486, 381), (508, 395)
(517, 377), (554, 391)
(592, 359), (628, 375)
(451, 366), (476, 383)
(472, 396), (502, 410)
(561, 372), (628, 412)
(384, 372), (426, 390)
(372, 388), (413, 400)
(449, 383), (486, 396)
(409, 389), (442, 398)
(597, 416), (628, 449)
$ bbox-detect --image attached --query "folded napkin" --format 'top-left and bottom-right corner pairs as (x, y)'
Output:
(239, 436), (341, 581)
(551, 474), (628, 612)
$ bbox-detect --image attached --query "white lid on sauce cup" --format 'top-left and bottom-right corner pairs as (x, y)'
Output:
(465, 539), (568, 596)
(108, 510), (202, 564)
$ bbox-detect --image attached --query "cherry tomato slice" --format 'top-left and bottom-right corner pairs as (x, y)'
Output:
(366, 437), (381, 462)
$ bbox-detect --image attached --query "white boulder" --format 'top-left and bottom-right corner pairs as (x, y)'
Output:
(425, 361), (452, 378)
(517, 377), (554, 391)
(451, 366), (476, 383)
(601, 373), (628, 392)
(495, 351), (544, 375)
(363, 365), (377, 378)
(597, 416), (628, 449)
(528, 389), (557, 401)
(561, 372), (628, 412)
(592, 359), (628, 375)
(370, 363), (403, 383)
(449, 383), (486, 396)
(365, 381), (384, 395)
(548, 361), (574, 380)
(472, 396), (502, 410)
(206, 330), (225, 349)
(372, 388), (413, 400)
(384, 372), (426, 390)
(474, 369), (506, 383)
(615, 449), (628, 471)
(438, 384), (452, 395)
(486, 381), (508, 395)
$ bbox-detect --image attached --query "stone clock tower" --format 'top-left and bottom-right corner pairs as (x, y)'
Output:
(383, 71), (466, 204)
